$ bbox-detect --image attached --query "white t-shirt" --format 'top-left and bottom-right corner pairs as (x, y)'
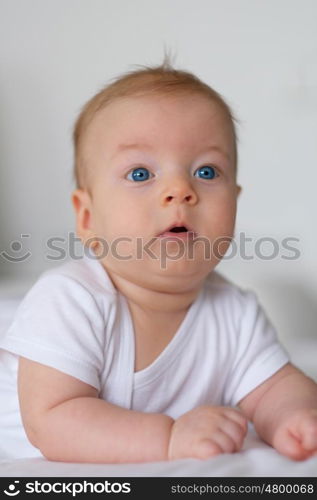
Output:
(0, 253), (289, 459)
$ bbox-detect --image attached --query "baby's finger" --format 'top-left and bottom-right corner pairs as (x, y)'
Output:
(220, 419), (247, 451)
(207, 429), (237, 454)
(195, 439), (223, 460)
(298, 417), (317, 452)
(223, 409), (248, 433)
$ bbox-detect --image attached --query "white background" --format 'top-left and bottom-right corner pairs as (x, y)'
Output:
(0, 0), (316, 346)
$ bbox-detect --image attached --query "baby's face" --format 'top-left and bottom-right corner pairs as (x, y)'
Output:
(74, 93), (240, 292)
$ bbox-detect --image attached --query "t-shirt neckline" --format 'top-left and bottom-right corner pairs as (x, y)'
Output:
(120, 286), (205, 387)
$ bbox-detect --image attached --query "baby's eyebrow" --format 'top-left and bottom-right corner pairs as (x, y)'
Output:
(117, 142), (152, 151)
(199, 145), (231, 161)
(110, 142), (153, 160)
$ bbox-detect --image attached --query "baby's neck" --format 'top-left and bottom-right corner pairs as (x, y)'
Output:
(104, 267), (203, 315)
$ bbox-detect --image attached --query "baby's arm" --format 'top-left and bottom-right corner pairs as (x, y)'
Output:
(19, 357), (248, 463)
(239, 362), (317, 460)
(18, 357), (173, 463)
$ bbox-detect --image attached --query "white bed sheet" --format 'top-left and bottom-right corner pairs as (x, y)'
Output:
(1, 297), (316, 477)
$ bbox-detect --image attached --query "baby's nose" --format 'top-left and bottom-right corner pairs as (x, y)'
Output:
(160, 179), (198, 206)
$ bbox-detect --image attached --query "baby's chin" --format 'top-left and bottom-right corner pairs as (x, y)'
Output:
(142, 273), (206, 295)
(102, 256), (217, 293)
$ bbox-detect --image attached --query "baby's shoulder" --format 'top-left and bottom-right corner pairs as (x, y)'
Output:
(26, 255), (117, 313)
(204, 271), (257, 313)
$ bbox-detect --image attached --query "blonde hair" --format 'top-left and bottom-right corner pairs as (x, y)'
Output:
(73, 55), (238, 189)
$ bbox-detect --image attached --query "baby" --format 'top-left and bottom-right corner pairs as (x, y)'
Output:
(0, 60), (317, 464)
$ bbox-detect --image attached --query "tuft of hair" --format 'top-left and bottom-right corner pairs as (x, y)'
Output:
(73, 50), (238, 189)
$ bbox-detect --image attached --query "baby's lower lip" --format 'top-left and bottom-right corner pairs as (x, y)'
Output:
(158, 231), (196, 239)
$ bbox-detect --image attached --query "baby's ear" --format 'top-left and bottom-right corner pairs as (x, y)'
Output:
(71, 189), (95, 243)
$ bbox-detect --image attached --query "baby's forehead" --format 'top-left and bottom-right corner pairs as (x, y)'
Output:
(88, 93), (232, 140)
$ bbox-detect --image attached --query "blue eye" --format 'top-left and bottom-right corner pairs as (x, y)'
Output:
(194, 165), (218, 180)
(127, 167), (152, 182)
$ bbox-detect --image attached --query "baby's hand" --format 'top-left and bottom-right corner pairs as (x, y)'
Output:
(168, 405), (248, 460)
(272, 408), (317, 461)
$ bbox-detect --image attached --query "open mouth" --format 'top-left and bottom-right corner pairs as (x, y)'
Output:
(169, 226), (188, 233)
(158, 224), (196, 238)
